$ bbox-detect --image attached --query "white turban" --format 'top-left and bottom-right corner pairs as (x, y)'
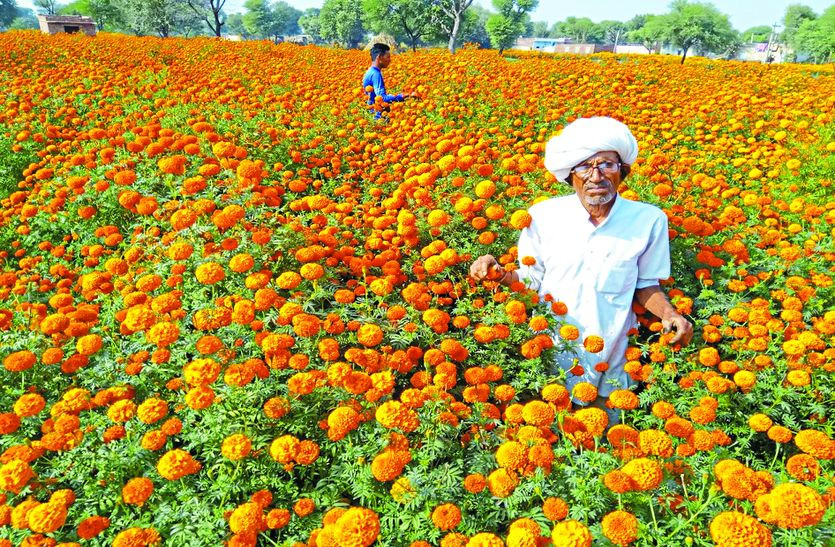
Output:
(544, 117), (638, 183)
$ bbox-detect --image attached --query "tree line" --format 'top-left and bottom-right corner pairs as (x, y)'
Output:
(1, 0), (833, 63)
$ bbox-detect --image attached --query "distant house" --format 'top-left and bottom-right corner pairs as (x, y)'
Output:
(735, 42), (791, 63)
(37, 15), (97, 36)
(285, 34), (314, 45)
(512, 37), (613, 54)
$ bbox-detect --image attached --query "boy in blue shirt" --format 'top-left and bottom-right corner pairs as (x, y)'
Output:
(362, 43), (414, 119)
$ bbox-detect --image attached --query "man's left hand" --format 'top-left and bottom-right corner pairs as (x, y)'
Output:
(662, 313), (694, 346)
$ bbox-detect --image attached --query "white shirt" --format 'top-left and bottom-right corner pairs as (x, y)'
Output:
(516, 194), (670, 396)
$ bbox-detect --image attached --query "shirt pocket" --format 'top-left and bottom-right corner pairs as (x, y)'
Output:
(595, 264), (633, 295)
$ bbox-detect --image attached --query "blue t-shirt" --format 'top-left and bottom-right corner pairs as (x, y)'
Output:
(362, 66), (403, 116)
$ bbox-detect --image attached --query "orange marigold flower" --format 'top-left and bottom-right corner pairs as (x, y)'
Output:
(542, 497), (569, 521)
(269, 435), (299, 464)
(496, 441), (528, 470)
(786, 454), (820, 482)
(13, 393), (45, 418)
(621, 458), (663, 491)
(638, 429), (673, 458)
(333, 506), (380, 546)
(376, 401), (419, 433)
(709, 511), (772, 547)
(794, 429), (835, 459)
(571, 382), (597, 403)
(357, 323), (384, 347)
(265, 508), (291, 529)
(601, 510), (638, 546)
(756, 483), (826, 529)
(767, 425), (793, 444)
(156, 449), (201, 480)
(195, 262), (225, 284)
(463, 473), (487, 493)
(122, 477), (154, 506)
(431, 503), (462, 531)
(487, 467), (518, 498)
(522, 400), (555, 426)
(3, 350), (36, 372)
(607, 389), (638, 410)
(748, 413), (773, 432)
(112, 527), (162, 547)
(551, 520), (592, 547)
(77, 515), (110, 539)
(229, 502), (265, 535)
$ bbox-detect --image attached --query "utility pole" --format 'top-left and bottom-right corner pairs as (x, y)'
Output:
(764, 22), (779, 64)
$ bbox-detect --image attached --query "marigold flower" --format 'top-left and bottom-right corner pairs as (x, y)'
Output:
(621, 458), (663, 491)
(487, 467), (518, 498)
(794, 429), (835, 459)
(601, 510), (638, 546)
(607, 389), (638, 410)
(3, 350), (36, 372)
(222, 434), (253, 461)
(333, 506), (380, 546)
(112, 527), (162, 547)
(571, 382), (597, 403)
(551, 520), (592, 547)
(431, 503), (462, 531)
(0, 459), (35, 493)
(229, 502), (265, 535)
(559, 324), (579, 341)
(521, 400), (554, 426)
(77, 515), (110, 539)
(756, 483), (826, 529)
(156, 449), (201, 480)
(463, 473), (487, 493)
(122, 477), (154, 506)
(542, 497), (569, 521)
(709, 511), (772, 547)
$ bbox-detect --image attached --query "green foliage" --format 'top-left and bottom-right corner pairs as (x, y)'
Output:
(741, 25), (772, 43)
(297, 8), (321, 42)
(319, 0), (365, 48)
(363, 0), (438, 51)
(790, 5), (835, 64)
(484, 0), (536, 54)
(650, 0), (739, 63)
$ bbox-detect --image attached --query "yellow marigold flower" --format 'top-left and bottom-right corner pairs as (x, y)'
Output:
(607, 389), (638, 410)
(222, 434), (253, 461)
(756, 483), (826, 529)
(582, 335), (604, 354)
(571, 382), (597, 403)
(709, 511), (772, 547)
(27, 501), (67, 533)
(467, 533), (504, 546)
(495, 441), (528, 470)
(269, 435), (299, 464)
(551, 520), (592, 547)
(559, 324), (580, 341)
(748, 413), (773, 432)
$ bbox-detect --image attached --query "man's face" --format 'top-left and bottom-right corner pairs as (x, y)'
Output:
(377, 51), (392, 68)
(569, 150), (622, 207)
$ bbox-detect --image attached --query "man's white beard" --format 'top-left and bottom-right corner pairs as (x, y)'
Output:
(584, 191), (615, 206)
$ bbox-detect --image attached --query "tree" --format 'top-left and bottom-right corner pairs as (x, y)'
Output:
(363, 0), (437, 51)
(529, 19), (548, 37)
(186, 0), (225, 37)
(1, 0), (17, 29)
(432, 0), (475, 54)
(34, 0), (58, 15)
(599, 19), (626, 45)
(118, 0), (197, 37)
(625, 13), (650, 32)
(781, 4), (816, 42)
(9, 12), (39, 28)
(627, 15), (664, 53)
(319, 0), (364, 48)
(225, 12), (250, 38)
(456, 3), (490, 48)
(741, 25), (771, 42)
(554, 17), (602, 43)
(653, 0), (738, 64)
(791, 5), (835, 63)
(485, 0), (536, 54)
(297, 8), (320, 40)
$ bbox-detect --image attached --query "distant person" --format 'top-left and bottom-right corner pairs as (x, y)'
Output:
(362, 43), (414, 119)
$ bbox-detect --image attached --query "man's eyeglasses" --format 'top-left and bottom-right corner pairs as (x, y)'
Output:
(571, 161), (621, 179)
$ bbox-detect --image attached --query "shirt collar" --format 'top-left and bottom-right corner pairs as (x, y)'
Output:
(570, 192), (621, 229)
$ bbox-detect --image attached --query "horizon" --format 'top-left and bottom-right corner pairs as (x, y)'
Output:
(14, 0), (835, 33)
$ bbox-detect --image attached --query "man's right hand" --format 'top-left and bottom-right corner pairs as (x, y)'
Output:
(469, 254), (503, 282)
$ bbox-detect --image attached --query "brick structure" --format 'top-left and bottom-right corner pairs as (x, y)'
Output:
(37, 15), (97, 36)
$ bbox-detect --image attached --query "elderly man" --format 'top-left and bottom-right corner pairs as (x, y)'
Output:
(470, 117), (693, 422)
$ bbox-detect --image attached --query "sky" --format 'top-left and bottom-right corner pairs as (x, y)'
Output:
(16, 0), (835, 32)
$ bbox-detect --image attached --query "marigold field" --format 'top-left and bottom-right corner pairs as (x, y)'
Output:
(0, 31), (834, 547)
